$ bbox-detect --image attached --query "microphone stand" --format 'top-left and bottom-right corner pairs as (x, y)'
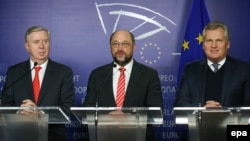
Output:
(1, 62), (38, 94)
(94, 63), (116, 141)
(197, 63), (207, 141)
(197, 103), (202, 125)
(95, 98), (98, 141)
(197, 103), (202, 141)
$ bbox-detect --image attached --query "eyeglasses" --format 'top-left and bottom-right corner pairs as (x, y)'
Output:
(111, 42), (133, 48)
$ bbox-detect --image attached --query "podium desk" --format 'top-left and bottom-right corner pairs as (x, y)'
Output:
(174, 107), (250, 141)
(0, 106), (70, 141)
(71, 107), (163, 141)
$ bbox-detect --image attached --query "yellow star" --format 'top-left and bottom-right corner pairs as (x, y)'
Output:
(182, 40), (189, 51)
(196, 33), (203, 44)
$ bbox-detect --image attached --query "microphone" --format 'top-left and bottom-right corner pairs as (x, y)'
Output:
(94, 63), (116, 141)
(200, 63), (207, 106)
(197, 63), (207, 125)
(95, 63), (117, 108)
(1, 62), (38, 94)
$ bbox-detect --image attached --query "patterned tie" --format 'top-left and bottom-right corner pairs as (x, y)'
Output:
(116, 67), (126, 107)
(33, 66), (41, 104)
(212, 63), (219, 72)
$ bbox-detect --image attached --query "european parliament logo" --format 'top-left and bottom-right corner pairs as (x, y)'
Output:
(95, 2), (177, 65)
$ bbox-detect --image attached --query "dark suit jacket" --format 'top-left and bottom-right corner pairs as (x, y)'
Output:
(83, 60), (162, 107)
(1, 59), (75, 141)
(83, 60), (163, 141)
(174, 56), (250, 107)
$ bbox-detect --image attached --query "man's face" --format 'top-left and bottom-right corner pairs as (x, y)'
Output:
(25, 30), (50, 64)
(203, 28), (230, 63)
(110, 30), (135, 66)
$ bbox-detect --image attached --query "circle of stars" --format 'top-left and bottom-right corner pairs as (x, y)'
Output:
(140, 42), (161, 64)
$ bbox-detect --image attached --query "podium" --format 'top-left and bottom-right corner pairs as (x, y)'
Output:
(174, 107), (250, 141)
(0, 106), (70, 141)
(71, 107), (163, 141)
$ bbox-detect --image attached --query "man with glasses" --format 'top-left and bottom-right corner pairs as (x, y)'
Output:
(83, 29), (163, 141)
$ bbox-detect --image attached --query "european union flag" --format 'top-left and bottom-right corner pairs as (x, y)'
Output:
(177, 0), (210, 84)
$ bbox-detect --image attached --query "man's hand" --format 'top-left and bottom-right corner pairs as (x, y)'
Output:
(109, 110), (125, 115)
(18, 99), (43, 115)
(204, 100), (222, 107)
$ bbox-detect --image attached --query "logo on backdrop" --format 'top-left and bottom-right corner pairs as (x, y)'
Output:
(95, 2), (177, 65)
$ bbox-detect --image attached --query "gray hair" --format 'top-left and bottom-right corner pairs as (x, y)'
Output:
(202, 21), (230, 41)
(25, 26), (50, 42)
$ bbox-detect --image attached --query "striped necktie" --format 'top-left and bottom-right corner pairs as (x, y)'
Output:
(116, 67), (126, 107)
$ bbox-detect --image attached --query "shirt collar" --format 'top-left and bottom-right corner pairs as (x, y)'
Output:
(30, 59), (48, 69)
(114, 59), (133, 73)
(207, 57), (226, 67)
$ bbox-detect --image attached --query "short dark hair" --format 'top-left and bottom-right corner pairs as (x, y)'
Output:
(109, 30), (135, 44)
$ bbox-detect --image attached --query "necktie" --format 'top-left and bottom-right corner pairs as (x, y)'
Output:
(212, 63), (219, 72)
(33, 66), (41, 104)
(116, 67), (126, 107)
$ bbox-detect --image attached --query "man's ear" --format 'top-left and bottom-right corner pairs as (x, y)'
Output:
(227, 41), (230, 49)
(25, 42), (30, 52)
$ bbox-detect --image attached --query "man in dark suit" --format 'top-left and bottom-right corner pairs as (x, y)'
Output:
(174, 21), (250, 107)
(1, 26), (75, 141)
(83, 29), (163, 141)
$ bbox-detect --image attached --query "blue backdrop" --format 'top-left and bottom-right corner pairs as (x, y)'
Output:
(0, 0), (250, 140)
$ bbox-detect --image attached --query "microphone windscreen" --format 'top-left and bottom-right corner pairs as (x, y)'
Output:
(34, 62), (38, 67)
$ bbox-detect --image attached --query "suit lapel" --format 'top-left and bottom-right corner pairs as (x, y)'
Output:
(197, 60), (207, 105)
(221, 57), (234, 105)
(23, 61), (35, 101)
(123, 61), (140, 106)
(37, 60), (53, 105)
(103, 64), (116, 106)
